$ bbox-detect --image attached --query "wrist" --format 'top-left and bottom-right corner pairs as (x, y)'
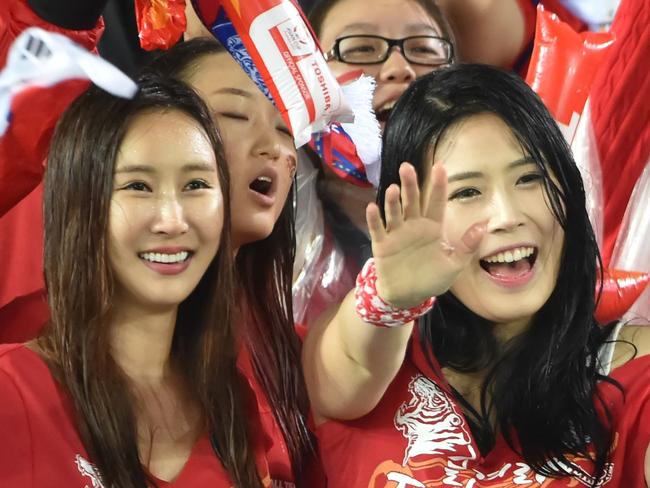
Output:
(355, 258), (435, 327)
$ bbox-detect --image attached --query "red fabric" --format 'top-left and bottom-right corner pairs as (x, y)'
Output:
(0, 291), (48, 343)
(0, 0), (104, 215)
(0, 81), (91, 217)
(0, 343), (298, 486)
(0, 0), (104, 341)
(316, 332), (650, 487)
(590, 0), (650, 266)
(0, 0), (104, 66)
(0, 185), (48, 343)
(237, 345), (295, 484)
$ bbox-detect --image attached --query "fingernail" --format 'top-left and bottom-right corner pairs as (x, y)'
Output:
(461, 221), (487, 248)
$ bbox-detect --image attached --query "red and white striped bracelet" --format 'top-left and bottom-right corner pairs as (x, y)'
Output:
(354, 258), (435, 327)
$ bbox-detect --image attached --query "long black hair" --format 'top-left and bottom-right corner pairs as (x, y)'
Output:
(40, 73), (271, 486)
(144, 38), (314, 483)
(379, 63), (618, 483)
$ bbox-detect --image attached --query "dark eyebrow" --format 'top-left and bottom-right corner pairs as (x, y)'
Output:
(337, 22), (439, 37)
(115, 163), (216, 174)
(446, 157), (537, 183)
(404, 23), (441, 36)
(210, 87), (253, 98)
(182, 162), (216, 172)
(337, 22), (378, 35)
(507, 156), (537, 169)
(447, 171), (483, 183)
(114, 164), (155, 174)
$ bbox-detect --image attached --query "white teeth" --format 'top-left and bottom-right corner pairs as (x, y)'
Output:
(140, 251), (189, 264)
(483, 246), (534, 264)
(257, 176), (272, 183)
(379, 100), (396, 112)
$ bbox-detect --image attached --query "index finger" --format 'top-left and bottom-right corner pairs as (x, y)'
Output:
(424, 163), (448, 223)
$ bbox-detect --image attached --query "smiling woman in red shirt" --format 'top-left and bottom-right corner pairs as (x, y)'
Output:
(302, 64), (650, 487)
(0, 73), (281, 487)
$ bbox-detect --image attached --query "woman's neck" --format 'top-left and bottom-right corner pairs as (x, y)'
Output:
(492, 317), (531, 344)
(109, 304), (178, 383)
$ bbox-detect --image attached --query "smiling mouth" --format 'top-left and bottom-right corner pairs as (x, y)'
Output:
(138, 251), (192, 264)
(249, 175), (274, 196)
(479, 247), (538, 279)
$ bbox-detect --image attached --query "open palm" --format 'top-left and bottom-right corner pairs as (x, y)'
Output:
(367, 163), (486, 309)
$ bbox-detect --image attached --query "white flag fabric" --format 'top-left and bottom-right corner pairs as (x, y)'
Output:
(0, 27), (137, 136)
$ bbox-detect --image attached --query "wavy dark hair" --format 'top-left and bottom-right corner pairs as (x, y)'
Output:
(379, 64), (619, 484)
(144, 38), (314, 483)
(39, 74), (267, 486)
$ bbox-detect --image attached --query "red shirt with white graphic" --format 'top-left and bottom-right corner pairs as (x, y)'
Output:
(0, 343), (298, 487)
(316, 331), (650, 488)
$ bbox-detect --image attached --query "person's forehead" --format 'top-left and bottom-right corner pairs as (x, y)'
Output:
(189, 53), (264, 97)
(434, 115), (527, 168)
(320, 0), (441, 42)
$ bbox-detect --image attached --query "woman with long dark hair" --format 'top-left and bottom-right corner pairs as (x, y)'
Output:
(144, 38), (316, 486)
(1, 0), (316, 480)
(303, 64), (650, 486)
(0, 74), (288, 486)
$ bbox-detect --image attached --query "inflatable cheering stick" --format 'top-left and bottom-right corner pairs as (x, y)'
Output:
(607, 162), (650, 322)
(595, 269), (650, 324)
(526, 5), (614, 143)
(192, 0), (353, 147)
(526, 6), (615, 249)
(135, 0), (187, 50)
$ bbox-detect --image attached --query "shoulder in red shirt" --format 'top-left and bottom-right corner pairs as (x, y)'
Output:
(0, 343), (302, 487)
(316, 333), (650, 487)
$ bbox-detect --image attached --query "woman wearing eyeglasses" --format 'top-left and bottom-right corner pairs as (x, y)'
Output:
(292, 0), (457, 327)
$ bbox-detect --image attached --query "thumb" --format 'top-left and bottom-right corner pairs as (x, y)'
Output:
(450, 221), (487, 261)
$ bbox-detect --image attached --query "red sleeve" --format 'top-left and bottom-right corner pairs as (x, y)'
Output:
(0, 0), (104, 217)
(598, 355), (650, 484)
(0, 367), (33, 486)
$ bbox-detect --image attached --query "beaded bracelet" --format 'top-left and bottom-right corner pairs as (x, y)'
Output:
(354, 258), (435, 327)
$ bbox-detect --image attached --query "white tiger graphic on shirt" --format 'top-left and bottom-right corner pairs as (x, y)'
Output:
(394, 374), (476, 465)
(388, 374), (613, 487)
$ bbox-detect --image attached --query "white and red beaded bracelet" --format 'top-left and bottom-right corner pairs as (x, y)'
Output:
(354, 258), (435, 327)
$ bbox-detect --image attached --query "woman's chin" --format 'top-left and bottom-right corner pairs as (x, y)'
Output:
(232, 224), (275, 249)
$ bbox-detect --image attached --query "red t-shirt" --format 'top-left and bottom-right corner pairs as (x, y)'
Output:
(0, 0), (104, 342)
(0, 343), (298, 487)
(316, 334), (650, 487)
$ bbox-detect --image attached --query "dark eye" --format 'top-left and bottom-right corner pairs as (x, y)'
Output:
(123, 181), (151, 192)
(449, 187), (481, 201)
(277, 125), (292, 137)
(219, 112), (248, 121)
(344, 44), (377, 54)
(184, 179), (211, 191)
(517, 172), (543, 185)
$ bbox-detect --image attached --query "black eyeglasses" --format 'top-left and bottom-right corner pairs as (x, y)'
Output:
(325, 35), (454, 67)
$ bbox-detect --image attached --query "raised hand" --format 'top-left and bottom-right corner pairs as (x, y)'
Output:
(366, 162), (486, 309)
